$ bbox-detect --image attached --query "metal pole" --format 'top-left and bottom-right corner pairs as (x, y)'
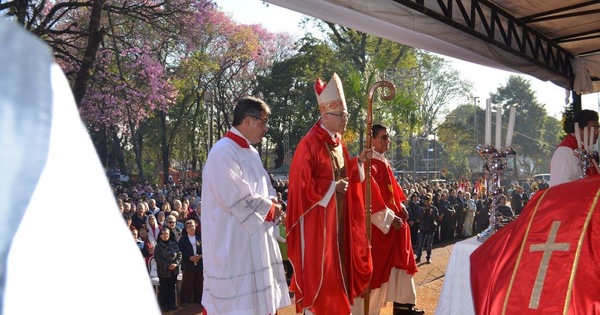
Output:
(426, 145), (430, 180)
(413, 137), (416, 181)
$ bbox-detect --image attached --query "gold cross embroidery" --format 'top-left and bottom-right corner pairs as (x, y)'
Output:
(528, 221), (570, 309)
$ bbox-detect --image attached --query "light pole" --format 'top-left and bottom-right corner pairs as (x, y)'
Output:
(412, 137), (417, 181)
(204, 91), (213, 151)
(473, 96), (480, 147)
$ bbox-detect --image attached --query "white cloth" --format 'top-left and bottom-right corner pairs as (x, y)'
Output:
(351, 269), (416, 315)
(5, 64), (160, 315)
(188, 235), (197, 256)
(201, 128), (290, 315)
(435, 236), (480, 315)
(549, 146), (580, 187)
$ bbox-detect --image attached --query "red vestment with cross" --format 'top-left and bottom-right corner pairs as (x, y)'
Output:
(470, 177), (600, 314)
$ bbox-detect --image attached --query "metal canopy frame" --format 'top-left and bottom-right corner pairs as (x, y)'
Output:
(392, 0), (576, 85)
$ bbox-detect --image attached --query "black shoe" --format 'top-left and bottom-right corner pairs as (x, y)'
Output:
(394, 305), (426, 315)
(168, 305), (178, 310)
(160, 305), (170, 312)
(415, 257), (421, 263)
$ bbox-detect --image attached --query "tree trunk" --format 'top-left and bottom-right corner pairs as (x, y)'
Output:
(72, 0), (106, 106)
(133, 129), (144, 181)
(90, 125), (108, 167)
(112, 127), (128, 176)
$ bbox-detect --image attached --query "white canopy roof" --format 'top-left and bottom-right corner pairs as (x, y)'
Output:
(264, 0), (600, 94)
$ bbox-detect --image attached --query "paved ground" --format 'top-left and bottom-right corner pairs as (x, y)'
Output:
(165, 240), (459, 315)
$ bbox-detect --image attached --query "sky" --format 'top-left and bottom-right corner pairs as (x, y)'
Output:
(215, 0), (600, 119)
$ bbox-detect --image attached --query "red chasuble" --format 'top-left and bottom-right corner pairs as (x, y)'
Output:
(287, 121), (372, 315)
(470, 177), (600, 314)
(368, 157), (417, 290)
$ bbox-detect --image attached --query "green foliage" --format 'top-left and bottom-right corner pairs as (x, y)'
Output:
(437, 104), (478, 176)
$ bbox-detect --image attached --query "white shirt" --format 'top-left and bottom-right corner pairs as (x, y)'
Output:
(188, 234), (197, 256)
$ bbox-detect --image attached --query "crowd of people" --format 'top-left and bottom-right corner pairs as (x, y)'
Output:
(113, 163), (547, 313)
(115, 181), (203, 312)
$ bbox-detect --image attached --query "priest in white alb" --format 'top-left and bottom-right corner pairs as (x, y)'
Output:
(200, 96), (291, 315)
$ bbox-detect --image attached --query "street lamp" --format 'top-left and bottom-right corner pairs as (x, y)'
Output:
(473, 96), (480, 147)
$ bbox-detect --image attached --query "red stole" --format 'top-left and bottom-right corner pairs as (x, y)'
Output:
(224, 130), (250, 148)
(470, 177), (600, 314)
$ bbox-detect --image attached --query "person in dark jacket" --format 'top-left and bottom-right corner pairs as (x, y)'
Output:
(438, 193), (455, 242)
(407, 193), (422, 251)
(155, 228), (182, 311)
(178, 219), (203, 307)
(416, 196), (441, 263)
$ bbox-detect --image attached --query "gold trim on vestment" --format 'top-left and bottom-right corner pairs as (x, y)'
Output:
(502, 187), (600, 314)
(502, 189), (549, 314)
(564, 187), (600, 314)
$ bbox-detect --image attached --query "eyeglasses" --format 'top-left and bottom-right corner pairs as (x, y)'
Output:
(326, 112), (350, 119)
(249, 115), (269, 128)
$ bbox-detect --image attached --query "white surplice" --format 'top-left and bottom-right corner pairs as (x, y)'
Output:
(201, 128), (290, 315)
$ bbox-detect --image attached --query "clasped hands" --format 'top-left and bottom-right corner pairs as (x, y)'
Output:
(190, 254), (202, 263)
(392, 216), (404, 230)
(271, 200), (285, 223)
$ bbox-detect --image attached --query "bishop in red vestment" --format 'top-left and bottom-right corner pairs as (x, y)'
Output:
(287, 73), (372, 315)
(470, 176), (600, 314)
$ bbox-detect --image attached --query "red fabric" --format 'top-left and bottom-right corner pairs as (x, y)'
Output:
(287, 121), (372, 315)
(558, 134), (599, 177)
(470, 176), (600, 314)
(224, 131), (249, 148)
(368, 158), (417, 290)
(315, 78), (325, 95)
(264, 202), (276, 222)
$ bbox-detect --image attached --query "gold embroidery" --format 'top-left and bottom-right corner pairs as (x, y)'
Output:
(502, 189), (549, 314)
(563, 188), (600, 314)
(528, 221), (569, 309)
(502, 187), (600, 315)
(319, 100), (345, 113)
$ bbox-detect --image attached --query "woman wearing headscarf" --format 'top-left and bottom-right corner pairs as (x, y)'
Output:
(145, 214), (161, 244)
(154, 228), (182, 311)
